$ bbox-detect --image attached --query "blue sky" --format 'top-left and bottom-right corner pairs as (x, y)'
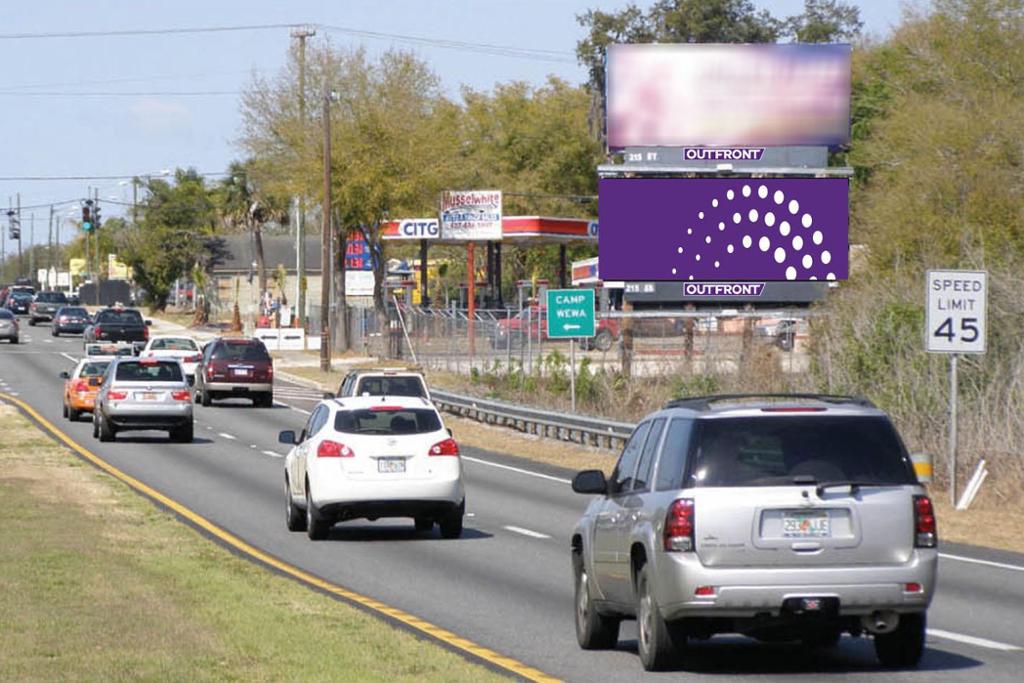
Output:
(0, 0), (903, 247)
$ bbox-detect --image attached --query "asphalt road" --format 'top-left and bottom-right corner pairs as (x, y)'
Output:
(2, 327), (1023, 681)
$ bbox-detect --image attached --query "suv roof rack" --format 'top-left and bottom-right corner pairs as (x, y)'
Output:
(664, 393), (876, 411)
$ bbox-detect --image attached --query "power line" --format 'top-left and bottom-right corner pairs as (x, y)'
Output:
(0, 172), (228, 181)
(0, 90), (239, 97)
(0, 23), (303, 40)
(0, 68), (262, 93)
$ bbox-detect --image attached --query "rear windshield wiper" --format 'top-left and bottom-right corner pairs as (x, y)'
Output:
(814, 481), (887, 497)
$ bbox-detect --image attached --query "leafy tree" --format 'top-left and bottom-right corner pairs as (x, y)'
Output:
(786, 0), (863, 43)
(122, 169), (223, 311)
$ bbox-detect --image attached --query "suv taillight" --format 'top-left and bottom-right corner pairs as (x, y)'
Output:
(73, 380), (90, 393)
(664, 498), (695, 552)
(428, 438), (459, 456)
(108, 390), (128, 400)
(913, 495), (936, 547)
(317, 440), (353, 458)
(171, 390), (191, 401)
(93, 325), (102, 337)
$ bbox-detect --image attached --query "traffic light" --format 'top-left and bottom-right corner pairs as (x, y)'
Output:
(93, 204), (101, 230)
(5, 209), (19, 240)
(81, 200), (93, 232)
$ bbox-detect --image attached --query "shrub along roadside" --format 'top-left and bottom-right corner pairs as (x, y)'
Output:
(0, 405), (505, 683)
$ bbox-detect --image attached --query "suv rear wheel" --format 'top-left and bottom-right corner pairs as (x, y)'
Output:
(285, 477), (307, 532)
(305, 481), (330, 541)
(636, 563), (685, 671)
(439, 501), (464, 539)
(573, 555), (619, 649)
(874, 612), (926, 668)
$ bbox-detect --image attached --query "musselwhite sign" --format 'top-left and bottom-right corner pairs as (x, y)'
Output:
(926, 270), (987, 354)
(440, 190), (502, 240)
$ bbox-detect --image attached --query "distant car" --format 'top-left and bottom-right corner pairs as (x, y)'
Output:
(279, 395), (465, 540)
(141, 335), (202, 384)
(92, 357), (193, 443)
(83, 306), (150, 345)
(28, 291), (69, 325)
(0, 309), (19, 343)
(52, 306), (91, 336)
(60, 358), (111, 420)
(569, 394), (936, 671)
(6, 290), (33, 315)
(335, 367), (430, 401)
(194, 337), (274, 407)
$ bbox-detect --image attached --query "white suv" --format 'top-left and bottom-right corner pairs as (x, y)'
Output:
(280, 395), (464, 540)
(570, 394), (937, 671)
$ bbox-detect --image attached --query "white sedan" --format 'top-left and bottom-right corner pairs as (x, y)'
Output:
(140, 335), (202, 384)
(280, 395), (465, 540)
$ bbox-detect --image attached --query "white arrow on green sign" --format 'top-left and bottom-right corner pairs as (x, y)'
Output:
(546, 288), (595, 338)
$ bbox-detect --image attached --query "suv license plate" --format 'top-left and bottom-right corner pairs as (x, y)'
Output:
(782, 511), (831, 538)
(137, 392), (158, 401)
(232, 368), (250, 376)
(377, 458), (406, 474)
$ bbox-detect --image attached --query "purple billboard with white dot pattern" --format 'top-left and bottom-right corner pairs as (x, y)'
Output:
(598, 178), (848, 281)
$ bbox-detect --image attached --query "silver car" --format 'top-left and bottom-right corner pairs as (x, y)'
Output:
(571, 394), (937, 671)
(93, 357), (194, 443)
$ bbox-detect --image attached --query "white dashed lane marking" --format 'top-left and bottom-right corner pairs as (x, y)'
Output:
(928, 628), (1022, 652)
(262, 450), (284, 458)
(503, 525), (551, 540)
(218, 432), (236, 440)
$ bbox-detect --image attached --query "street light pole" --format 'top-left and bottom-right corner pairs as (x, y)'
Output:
(291, 25), (316, 333)
(320, 89), (335, 371)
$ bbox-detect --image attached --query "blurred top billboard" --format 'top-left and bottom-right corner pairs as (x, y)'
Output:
(605, 43), (852, 149)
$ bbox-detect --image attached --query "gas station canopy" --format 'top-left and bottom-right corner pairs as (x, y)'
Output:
(382, 216), (597, 245)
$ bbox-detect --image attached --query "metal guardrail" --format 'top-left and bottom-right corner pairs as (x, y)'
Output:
(431, 389), (634, 451)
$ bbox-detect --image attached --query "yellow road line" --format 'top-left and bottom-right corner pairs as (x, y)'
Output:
(0, 391), (561, 683)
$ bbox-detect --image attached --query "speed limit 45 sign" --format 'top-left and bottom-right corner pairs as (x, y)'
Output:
(926, 270), (987, 354)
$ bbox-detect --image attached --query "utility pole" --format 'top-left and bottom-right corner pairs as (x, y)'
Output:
(94, 188), (101, 306)
(320, 89), (334, 371)
(28, 213), (34, 285)
(291, 25), (316, 333)
(48, 205), (54, 286)
(17, 194), (23, 278)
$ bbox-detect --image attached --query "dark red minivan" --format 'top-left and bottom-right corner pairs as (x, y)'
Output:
(194, 337), (274, 408)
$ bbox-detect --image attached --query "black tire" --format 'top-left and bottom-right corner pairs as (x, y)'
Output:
(10, 336), (17, 344)
(62, 402), (69, 418)
(92, 414), (99, 439)
(574, 554), (620, 649)
(285, 478), (307, 532)
(98, 413), (115, 442)
(255, 392), (273, 408)
(28, 318), (36, 327)
(305, 482), (330, 540)
(439, 501), (464, 539)
(802, 627), (843, 649)
(414, 517), (434, 533)
(593, 328), (614, 352)
(874, 612), (926, 669)
(171, 422), (194, 443)
(52, 329), (59, 337)
(636, 563), (685, 671)
(200, 387), (212, 407)
(68, 406), (80, 421)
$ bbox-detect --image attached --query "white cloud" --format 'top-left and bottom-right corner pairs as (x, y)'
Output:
(129, 98), (193, 135)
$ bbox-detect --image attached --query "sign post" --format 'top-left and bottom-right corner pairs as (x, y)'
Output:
(546, 288), (596, 413)
(926, 270), (987, 506)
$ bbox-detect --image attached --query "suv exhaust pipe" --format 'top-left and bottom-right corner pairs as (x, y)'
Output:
(861, 610), (899, 634)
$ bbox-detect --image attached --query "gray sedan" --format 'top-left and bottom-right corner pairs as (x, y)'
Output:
(93, 357), (194, 442)
(0, 309), (18, 343)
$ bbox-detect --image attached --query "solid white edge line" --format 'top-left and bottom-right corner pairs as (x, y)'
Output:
(60, 352), (77, 362)
(262, 450), (285, 458)
(928, 628), (1022, 652)
(275, 400), (311, 415)
(503, 525), (552, 539)
(939, 552), (1024, 573)
(461, 455), (571, 484)
(218, 432), (237, 440)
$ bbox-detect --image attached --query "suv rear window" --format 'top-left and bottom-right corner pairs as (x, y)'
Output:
(36, 292), (67, 303)
(61, 307), (88, 317)
(213, 341), (270, 361)
(96, 309), (144, 324)
(334, 408), (441, 435)
(355, 376), (426, 398)
(686, 416), (915, 487)
(115, 361), (183, 382)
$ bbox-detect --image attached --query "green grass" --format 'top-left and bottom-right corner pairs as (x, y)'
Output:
(0, 407), (508, 683)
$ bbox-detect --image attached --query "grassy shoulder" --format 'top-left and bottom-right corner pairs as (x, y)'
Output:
(0, 404), (506, 683)
(281, 366), (1023, 555)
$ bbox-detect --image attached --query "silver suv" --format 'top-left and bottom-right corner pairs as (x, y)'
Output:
(570, 394), (937, 671)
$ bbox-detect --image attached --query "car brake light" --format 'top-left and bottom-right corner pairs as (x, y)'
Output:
(428, 438), (459, 456)
(171, 390), (191, 401)
(93, 325), (102, 337)
(139, 357), (158, 365)
(370, 405), (404, 412)
(186, 354), (202, 363)
(913, 495), (936, 547)
(760, 407), (827, 412)
(904, 582), (923, 593)
(206, 365), (216, 378)
(694, 585), (716, 597)
(73, 380), (90, 393)
(143, 325), (149, 340)
(664, 498), (695, 552)
(108, 390), (128, 400)
(317, 440), (354, 458)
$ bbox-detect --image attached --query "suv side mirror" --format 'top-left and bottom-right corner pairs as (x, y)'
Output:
(278, 430), (296, 446)
(145, 320), (153, 326)
(322, 391), (336, 399)
(446, 427), (453, 437)
(59, 371), (70, 379)
(572, 469), (608, 495)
